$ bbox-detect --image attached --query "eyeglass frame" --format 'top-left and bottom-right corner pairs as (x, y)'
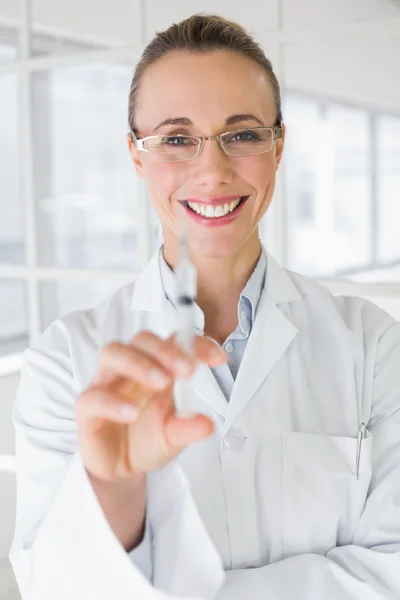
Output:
(129, 125), (283, 162)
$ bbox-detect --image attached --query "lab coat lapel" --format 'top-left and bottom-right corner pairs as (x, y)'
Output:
(130, 250), (177, 338)
(225, 254), (300, 430)
(131, 250), (228, 419)
(190, 362), (228, 419)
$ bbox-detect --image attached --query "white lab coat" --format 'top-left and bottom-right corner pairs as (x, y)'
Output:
(10, 248), (400, 600)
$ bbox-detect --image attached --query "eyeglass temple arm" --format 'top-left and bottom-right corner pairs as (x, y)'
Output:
(129, 130), (148, 152)
(273, 125), (283, 140)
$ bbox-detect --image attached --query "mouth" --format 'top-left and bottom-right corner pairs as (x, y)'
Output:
(181, 196), (249, 220)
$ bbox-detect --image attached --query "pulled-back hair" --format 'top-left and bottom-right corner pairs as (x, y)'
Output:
(128, 13), (282, 130)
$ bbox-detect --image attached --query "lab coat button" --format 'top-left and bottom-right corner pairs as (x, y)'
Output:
(223, 428), (247, 452)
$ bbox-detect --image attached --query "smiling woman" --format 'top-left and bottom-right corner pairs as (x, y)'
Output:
(9, 11), (400, 600)
(127, 17), (285, 264)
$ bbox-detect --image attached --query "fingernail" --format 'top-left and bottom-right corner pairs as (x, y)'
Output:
(211, 345), (223, 357)
(205, 337), (223, 356)
(175, 359), (192, 377)
(120, 404), (139, 419)
(149, 368), (171, 388)
(177, 410), (195, 419)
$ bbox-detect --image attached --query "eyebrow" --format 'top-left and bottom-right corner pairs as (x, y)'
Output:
(225, 114), (264, 127)
(153, 113), (264, 132)
(153, 117), (192, 132)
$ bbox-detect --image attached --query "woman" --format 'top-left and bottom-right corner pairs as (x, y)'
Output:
(10, 14), (400, 600)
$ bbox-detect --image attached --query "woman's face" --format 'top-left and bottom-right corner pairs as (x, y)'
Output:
(128, 50), (285, 258)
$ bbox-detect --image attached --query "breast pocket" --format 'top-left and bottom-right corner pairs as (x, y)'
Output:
(282, 431), (373, 559)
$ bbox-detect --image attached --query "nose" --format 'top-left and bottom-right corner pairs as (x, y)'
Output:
(192, 138), (234, 191)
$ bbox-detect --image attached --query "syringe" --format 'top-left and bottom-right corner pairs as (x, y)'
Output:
(174, 213), (197, 416)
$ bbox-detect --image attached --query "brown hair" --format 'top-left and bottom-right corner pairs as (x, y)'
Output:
(128, 13), (282, 131)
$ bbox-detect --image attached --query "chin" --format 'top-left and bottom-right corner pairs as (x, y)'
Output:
(191, 233), (247, 259)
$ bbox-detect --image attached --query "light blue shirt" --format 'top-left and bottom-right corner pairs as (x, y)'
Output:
(159, 246), (267, 401)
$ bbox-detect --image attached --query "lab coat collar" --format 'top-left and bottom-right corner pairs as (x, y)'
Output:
(130, 247), (301, 424)
(130, 249), (168, 315)
(130, 246), (301, 313)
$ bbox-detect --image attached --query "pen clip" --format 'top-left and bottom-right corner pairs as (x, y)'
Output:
(356, 422), (367, 480)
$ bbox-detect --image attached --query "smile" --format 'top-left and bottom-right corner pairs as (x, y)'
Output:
(182, 196), (249, 219)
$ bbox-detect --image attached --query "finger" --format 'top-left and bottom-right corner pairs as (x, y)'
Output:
(94, 342), (172, 389)
(131, 332), (197, 378)
(194, 336), (227, 366)
(114, 378), (174, 413)
(164, 413), (214, 450)
(76, 386), (142, 425)
(132, 332), (226, 377)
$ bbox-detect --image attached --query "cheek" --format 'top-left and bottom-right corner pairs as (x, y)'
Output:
(238, 155), (276, 196)
(144, 161), (180, 205)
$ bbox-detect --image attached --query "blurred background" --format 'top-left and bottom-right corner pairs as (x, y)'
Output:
(1, 1), (400, 598)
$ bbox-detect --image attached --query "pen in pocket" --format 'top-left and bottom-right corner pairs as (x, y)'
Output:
(356, 422), (367, 480)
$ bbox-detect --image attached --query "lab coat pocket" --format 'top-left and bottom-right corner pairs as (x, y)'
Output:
(282, 430), (373, 559)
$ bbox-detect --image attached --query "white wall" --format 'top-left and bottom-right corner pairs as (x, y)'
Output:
(0, 372), (20, 599)
(0, 373), (18, 557)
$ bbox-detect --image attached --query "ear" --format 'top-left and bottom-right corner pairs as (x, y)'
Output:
(127, 133), (146, 179)
(274, 123), (286, 172)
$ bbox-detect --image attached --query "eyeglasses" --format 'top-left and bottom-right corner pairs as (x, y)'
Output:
(130, 126), (283, 163)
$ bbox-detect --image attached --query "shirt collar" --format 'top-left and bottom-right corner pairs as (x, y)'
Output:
(158, 246), (267, 334)
(238, 247), (267, 332)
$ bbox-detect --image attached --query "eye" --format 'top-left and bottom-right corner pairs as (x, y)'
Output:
(226, 129), (262, 143)
(161, 136), (195, 146)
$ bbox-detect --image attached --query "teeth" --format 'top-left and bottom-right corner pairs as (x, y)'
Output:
(205, 205), (214, 218)
(187, 197), (243, 218)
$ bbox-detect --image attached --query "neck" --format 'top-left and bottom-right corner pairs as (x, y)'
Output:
(162, 231), (262, 344)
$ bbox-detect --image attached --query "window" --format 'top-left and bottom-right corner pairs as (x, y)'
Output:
(0, 281), (28, 356)
(377, 115), (400, 263)
(283, 96), (322, 274)
(40, 280), (130, 331)
(283, 92), (400, 280)
(32, 63), (140, 270)
(0, 73), (22, 264)
(0, 29), (18, 60)
(0, 12), (144, 361)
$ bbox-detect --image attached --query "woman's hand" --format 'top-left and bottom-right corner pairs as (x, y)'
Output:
(76, 331), (226, 482)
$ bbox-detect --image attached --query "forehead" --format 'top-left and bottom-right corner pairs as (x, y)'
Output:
(135, 50), (276, 131)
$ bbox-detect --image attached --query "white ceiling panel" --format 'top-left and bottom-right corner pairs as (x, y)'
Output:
(284, 35), (400, 113)
(32, 0), (142, 46)
(283, 0), (400, 29)
(0, 0), (19, 22)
